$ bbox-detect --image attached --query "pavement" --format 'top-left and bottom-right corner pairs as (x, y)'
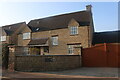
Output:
(1, 67), (120, 80)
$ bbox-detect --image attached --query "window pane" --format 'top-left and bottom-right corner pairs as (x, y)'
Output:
(75, 27), (77, 34)
(68, 44), (81, 54)
(70, 26), (78, 35)
(68, 45), (74, 54)
(0, 36), (6, 41)
(24, 47), (29, 55)
(73, 27), (75, 34)
(23, 32), (30, 39)
(52, 36), (58, 45)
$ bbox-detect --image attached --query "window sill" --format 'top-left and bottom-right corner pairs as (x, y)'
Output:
(52, 44), (58, 46)
(52, 45), (58, 46)
(23, 39), (31, 40)
(68, 53), (74, 55)
(70, 34), (78, 36)
(0, 41), (6, 42)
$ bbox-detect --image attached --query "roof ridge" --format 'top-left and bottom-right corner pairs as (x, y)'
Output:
(29, 10), (88, 22)
(2, 22), (26, 27)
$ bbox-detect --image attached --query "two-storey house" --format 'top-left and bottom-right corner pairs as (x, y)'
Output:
(17, 5), (94, 55)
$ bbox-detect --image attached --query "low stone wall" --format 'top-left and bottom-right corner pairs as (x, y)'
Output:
(15, 55), (82, 71)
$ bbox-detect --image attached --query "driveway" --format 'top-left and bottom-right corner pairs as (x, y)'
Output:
(2, 67), (120, 80)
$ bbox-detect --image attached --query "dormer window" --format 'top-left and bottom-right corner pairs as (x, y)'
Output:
(0, 36), (6, 41)
(36, 28), (40, 31)
(23, 32), (31, 40)
(70, 26), (78, 35)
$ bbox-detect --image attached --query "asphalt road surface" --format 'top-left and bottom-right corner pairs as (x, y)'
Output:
(1, 67), (120, 80)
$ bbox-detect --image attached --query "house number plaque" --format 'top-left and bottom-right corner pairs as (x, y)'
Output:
(45, 57), (55, 62)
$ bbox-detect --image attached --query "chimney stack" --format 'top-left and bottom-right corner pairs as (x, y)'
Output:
(86, 5), (92, 11)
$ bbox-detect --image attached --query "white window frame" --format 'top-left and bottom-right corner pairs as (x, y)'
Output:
(52, 36), (58, 46)
(68, 45), (74, 54)
(70, 26), (78, 35)
(0, 36), (6, 41)
(23, 32), (31, 40)
(68, 44), (81, 54)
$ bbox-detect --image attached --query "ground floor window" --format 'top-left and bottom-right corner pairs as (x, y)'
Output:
(23, 47), (29, 55)
(68, 44), (81, 54)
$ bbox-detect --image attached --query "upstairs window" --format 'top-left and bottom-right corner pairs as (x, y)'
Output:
(0, 36), (6, 41)
(23, 32), (31, 40)
(70, 26), (78, 35)
(52, 36), (58, 46)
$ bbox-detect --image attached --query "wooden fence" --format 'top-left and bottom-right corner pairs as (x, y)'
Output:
(82, 43), (120, 67)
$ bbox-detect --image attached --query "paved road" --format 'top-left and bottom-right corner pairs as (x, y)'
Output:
(1, 67), (120, 80)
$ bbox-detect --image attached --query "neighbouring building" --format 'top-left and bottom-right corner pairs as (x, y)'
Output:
(82, 30), (120, 67)
(0, 22), (26, 45)
(92, 30), (120, 45)
(1, 5), (94, 55)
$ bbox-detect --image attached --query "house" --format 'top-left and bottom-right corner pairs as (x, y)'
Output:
(17, 5), (94, 55)
(1, 5), (94, 55)
(0, 22), (26, 45)
(0, 22), (29, 55)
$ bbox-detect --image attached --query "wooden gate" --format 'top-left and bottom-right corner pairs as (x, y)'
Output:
(82, 43), (119, 67)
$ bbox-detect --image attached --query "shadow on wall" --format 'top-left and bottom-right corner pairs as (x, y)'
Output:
(2, 43), (9, 69)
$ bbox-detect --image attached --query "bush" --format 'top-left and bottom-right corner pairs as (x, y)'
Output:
(29, 47), (40, 55)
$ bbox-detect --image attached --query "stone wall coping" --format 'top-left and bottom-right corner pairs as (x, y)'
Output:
(15, 55), (81, 57)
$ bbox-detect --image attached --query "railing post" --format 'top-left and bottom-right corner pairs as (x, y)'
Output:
(104, 43), (107, 52)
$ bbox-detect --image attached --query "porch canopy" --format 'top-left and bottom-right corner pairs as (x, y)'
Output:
(28, 37), (49, 46)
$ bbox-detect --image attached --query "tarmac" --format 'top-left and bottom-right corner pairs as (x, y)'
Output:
(1, 67), (120, 80)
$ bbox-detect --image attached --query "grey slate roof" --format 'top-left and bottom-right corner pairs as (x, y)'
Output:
(2, 22), (25, 35)
(28, 10), (91, 32)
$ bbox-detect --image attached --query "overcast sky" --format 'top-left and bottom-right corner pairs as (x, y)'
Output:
(0, 2), (118, 32)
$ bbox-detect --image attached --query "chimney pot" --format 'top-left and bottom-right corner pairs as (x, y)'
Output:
(86, 5), (92, 11)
